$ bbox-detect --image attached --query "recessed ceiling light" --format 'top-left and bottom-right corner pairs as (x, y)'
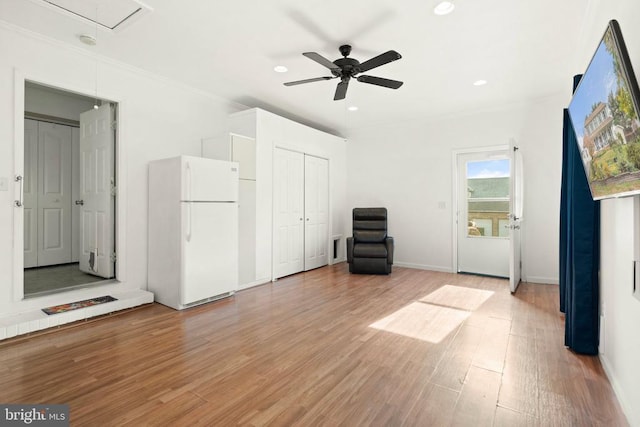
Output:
(78, 34), (97, 46)
(274, 65), (288, 73)
(434, 1), (455, 15)
(347, 106), (358, 111)
(473, 79), (488, 86)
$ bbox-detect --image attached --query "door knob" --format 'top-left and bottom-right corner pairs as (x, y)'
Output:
(75, 200), (84, 206)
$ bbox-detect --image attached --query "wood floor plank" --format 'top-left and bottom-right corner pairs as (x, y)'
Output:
(430, 323), (483, 391)
(470, 316), (511, 373)
(450, 365), (502, 427)
(498, 334), (538, 416)
(0, 265), (628, 426)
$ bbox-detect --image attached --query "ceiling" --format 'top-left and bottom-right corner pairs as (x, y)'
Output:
(0, 0), (589, 136)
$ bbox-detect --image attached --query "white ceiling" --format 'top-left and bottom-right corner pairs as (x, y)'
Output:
(0, 0), (589, 136)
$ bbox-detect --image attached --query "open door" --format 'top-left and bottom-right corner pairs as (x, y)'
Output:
(509, 140), (523, 293)
(456, 149), (511, 278)
(78, 104), (115, 279)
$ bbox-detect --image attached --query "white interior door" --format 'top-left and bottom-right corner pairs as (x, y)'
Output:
(273, 148), (304, 279)
(509, 142), (524, 293)
(304, 155), (329, 271)
(71, 127), (80, 262)
(79, 104), (115, 278)
(457, 150), (510, 277)
(37, 121), (72, 266)
(23, 119), (38, 268)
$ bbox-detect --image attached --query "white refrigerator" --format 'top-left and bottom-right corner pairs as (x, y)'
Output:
(148, 155), (239, 310)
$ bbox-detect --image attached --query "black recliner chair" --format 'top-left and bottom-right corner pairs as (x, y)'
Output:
(346, 208), (394, 274)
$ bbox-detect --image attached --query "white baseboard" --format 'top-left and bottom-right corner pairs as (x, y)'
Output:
(524, 276), (559, 285)
(237, 277), (271, 291)
(599, 354), (636, 427)
(394, 262), (453, 273)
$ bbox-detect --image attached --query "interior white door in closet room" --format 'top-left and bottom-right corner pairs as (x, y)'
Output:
(79, 104), (115, 279)
(274, 148), (305, 279)
(23, 119), (38, 268)
(273, 148), (329, 279)
(37, 121), (73, 267)
(304, 155), (329, 271)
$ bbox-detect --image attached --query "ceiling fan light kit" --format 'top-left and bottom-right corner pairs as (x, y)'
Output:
(284, 44), (403, 101)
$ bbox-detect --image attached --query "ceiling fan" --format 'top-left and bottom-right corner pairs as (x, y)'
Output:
(284, 45), (403, 101)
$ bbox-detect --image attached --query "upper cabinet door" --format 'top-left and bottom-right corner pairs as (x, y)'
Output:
(231, 134), (256, 180)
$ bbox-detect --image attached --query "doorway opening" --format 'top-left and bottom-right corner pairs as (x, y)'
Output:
(453, 144), (523, 293)
(23, 81), (117, 297)
(456, 149), (511, 278)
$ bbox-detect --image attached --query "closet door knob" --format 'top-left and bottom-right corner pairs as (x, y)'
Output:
(75, 200), (84, 206)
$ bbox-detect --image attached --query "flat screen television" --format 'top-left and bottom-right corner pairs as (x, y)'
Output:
(568, 19), (640, 200)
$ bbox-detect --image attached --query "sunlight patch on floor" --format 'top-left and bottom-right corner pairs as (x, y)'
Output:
(369, 302), (471, 344)
(419, 285), (495, 311)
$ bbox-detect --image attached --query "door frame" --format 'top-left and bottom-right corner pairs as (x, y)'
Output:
(451, 144), (509, 275)
(12, 68), (126, 302)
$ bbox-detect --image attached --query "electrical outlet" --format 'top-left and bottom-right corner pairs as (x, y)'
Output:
(0, 177), (8, 191)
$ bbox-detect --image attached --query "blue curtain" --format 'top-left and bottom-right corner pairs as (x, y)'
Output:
(559, 74), (601, 355)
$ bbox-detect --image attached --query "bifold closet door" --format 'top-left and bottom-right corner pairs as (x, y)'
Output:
(304, 155), (329, 271)
(273, 148), (305, 278)
(273, 148), (329, 279)
(37, 121), (72, 266)
(23, 119), (38, 268)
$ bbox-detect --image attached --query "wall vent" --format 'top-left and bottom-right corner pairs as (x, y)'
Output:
(36, 0), (152, 32)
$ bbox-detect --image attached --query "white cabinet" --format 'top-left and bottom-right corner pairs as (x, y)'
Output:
(212, 108), (347, 286)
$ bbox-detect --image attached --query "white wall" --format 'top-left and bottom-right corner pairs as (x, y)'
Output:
(578, 1), (640, 425)
(25, 83), (94, 121)
(346, 94), (565, 282)
(0, 24), (242, 317)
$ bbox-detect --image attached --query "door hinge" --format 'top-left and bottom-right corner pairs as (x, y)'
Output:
(111, 120), (117, 130)
(110, 252), (117, 263)
(110, 178), (117, 196)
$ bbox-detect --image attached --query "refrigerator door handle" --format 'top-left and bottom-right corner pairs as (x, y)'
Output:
(186, 161), (192, 202)
(186, 202), (192, 242)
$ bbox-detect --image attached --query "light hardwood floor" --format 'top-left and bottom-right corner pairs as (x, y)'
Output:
(0, 264), (628, 426)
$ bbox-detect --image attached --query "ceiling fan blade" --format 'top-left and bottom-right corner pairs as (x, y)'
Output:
(357, 75), (403, 89)
(358, 50), (402, 73)
(284, 76), (333, 86)
(303, 52), (340, 71)
(334, 80), (349, 100)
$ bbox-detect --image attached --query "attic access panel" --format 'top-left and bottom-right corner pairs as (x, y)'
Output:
(37, 0), (152, 32)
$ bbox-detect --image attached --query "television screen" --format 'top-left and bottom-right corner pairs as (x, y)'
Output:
(568, 20), (640, 200)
